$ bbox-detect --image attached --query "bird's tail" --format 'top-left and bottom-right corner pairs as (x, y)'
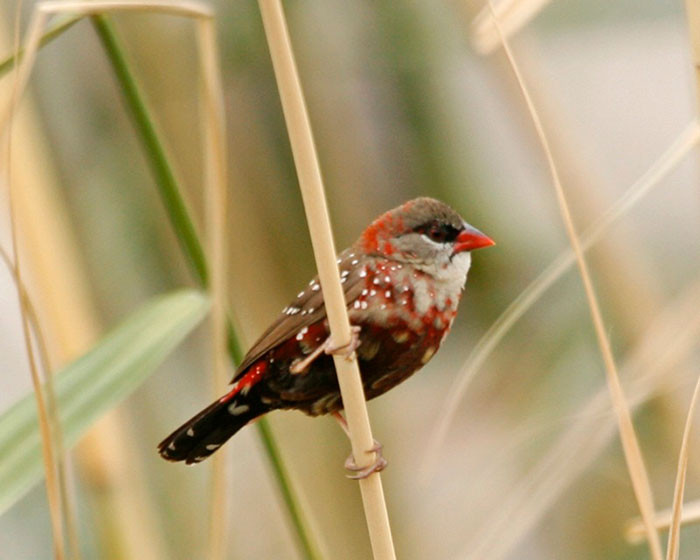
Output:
(158, 390), (267, 464)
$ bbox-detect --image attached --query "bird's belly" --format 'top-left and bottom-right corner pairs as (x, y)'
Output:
(263, 309), (455, 416)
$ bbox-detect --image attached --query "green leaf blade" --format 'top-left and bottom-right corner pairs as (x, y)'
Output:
(0, 289), (209, 514)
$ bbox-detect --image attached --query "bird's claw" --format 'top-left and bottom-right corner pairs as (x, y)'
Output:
(344, 440), (387, 480)
(290, 326), (361, 374)
(325, 325), (361, 362)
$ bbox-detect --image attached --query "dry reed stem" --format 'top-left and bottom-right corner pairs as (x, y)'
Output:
(0, 241), (81, 559)
(684, 0), (700, 109)
(627, 500), (700, 543)
(664, 373), (700, 559)
(422, 121), (700, 478)
(0, 1), (214, 134)
(485, 3), (663, 558)
(471, 0), (554, 54)
(3, 3), (223, 558)
(4, 13), (65, 558)
(256, 0), (396, 558)
(464, 279), (700, 560)
(197, 16), (231, 560)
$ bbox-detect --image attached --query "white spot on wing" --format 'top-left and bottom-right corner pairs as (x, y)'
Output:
(228, 403), (250, 416)
(421, 347), (436, 364)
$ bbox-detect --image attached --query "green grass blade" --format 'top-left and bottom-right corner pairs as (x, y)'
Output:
(0, 289), (209, 515)
(90, 16), (209, 287)
(0, 15), (82, 78)
(92, 17), (320, 559)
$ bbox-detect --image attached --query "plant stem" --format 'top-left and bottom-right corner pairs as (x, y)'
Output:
(91, 15), (208, 287)
(255, 420), (323, 559)
(486, 3), (663, 559)
(0, 14), (82, 78)
(91, 16), (321, 560)
(257, 0), (396, 558)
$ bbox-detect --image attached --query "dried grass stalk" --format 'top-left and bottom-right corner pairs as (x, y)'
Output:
(664, 373), (700, 559)
(464, 279), (700, 560)
(256, 0), (396, 557)
(422, 121), (700, 478)
(4, 13), (65, 558)
(627, 500), (700, 543)
(484, 3), (663, 558)
(684, 0), (700, 108)
(471, 0), (554, 54)
(4, 2), (224, 558)
(197, 15), (232, 560)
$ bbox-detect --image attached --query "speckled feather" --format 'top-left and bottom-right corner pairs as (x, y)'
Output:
(158, 198), (492, 464)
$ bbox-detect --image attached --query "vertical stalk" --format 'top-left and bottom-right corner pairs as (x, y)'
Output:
(256, 1), (396, 558)
(197, 17), (231, 560)
(91, 14), (322, 560)
(91, 15), (209, 288)
(684, 0), (700, 110)
(486, 3), (663, 559)
(4, 9), (65, 557)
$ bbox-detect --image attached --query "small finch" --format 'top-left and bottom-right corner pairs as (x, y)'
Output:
(159, 197), (494, 475)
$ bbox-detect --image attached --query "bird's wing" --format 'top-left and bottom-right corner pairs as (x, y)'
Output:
(232, 249), (366, 381)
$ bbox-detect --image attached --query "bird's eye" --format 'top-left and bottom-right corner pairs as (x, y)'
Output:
(427, 224), (448, 243)
(416, 221), (460, 244)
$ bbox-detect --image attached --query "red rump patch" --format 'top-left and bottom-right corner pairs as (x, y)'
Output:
(219, 360), (268, 402)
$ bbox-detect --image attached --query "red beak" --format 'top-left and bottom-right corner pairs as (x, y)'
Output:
(453, 225), (495, 254)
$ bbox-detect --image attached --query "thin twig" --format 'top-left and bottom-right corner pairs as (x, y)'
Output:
(89, 11), (316, 558)
(664, 374), (700, 560)
(683, 0), (700, 109)
(197, 16), (231, 560)
(5, 6), (65, 557)
(0, 14), (81, 78)
(471, 0), (554, 54)
(486, 3), (663, 558)
(422, 121), (700, 478)
(626, 500), (700, 543)
(256, 0), (396, 558)
(463, 279), (700, 560)
(0, 242), (81, 560)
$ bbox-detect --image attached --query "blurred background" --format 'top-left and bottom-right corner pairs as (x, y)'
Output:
(1, 0), (700, 558)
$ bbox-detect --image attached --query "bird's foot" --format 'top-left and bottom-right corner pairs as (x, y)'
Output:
(325, 325), (361, 361)
(290, 326), (361, 374)
(344, 440), (387, 480)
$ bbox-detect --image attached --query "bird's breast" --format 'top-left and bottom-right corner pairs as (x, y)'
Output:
(350, 260), (462, 333)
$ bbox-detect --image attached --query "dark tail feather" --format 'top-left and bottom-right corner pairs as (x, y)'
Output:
(158, 392), (267, 464)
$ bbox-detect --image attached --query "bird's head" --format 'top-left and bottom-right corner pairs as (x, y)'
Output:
(356, 197), (494, 278)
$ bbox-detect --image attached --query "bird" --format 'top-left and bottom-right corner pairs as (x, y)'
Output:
(158, 197), (494, 476)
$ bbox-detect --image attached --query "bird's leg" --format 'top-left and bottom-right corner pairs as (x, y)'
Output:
(290, 325), (361, 374)
(332, 411), (387, 480)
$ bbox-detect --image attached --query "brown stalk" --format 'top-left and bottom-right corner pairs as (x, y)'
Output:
(627, 500), (700, 543)
(472, 0), (554, 54)
(4, 8), (65, 557)
(485, 3), (663, 558)
(256, 0), (396, 557)
(422, 121), (700, 478)
(664, 373), (700, 560)
(2, 3), (226, 559)
(197, 15), (232, 560)
(464, 279), (700, 560)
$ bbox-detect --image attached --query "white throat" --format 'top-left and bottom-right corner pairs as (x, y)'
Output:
(411, 251), (471, 314)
